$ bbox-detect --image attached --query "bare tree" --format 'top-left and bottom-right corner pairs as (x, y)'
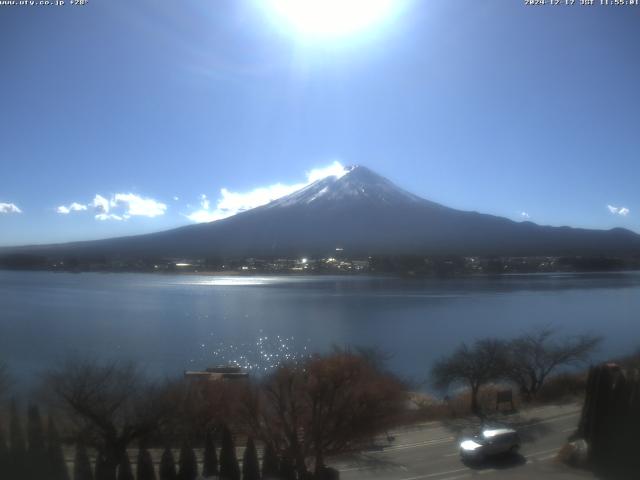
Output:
(44, 360), (172, 480)
(506, 328), (601, 400)
(244, 348), (406, 477)
(166, 375), (247, 442)
(354, 346), (393, 372)
(431, 339), (509, 415)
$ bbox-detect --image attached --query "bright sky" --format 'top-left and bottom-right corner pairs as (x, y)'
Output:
(1, 0), (639, 246)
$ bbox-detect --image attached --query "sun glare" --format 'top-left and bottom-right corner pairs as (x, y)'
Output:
(264, 0), (398, 39)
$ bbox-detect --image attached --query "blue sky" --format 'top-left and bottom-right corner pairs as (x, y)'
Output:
(1, 0), (639, 246)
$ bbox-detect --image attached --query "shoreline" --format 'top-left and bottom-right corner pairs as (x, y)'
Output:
(2, 267), (640, 277)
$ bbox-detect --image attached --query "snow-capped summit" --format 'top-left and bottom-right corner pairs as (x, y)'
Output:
(268, 165), (426, 209)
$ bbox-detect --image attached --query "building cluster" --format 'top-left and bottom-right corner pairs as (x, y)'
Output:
(4, 251), (637, 275)
(148, 255), (371, 274)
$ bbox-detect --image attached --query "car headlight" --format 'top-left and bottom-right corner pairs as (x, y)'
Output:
(460, 440), (482, 451)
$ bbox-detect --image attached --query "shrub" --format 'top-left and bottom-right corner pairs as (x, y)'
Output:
(536, 372), (587, 404)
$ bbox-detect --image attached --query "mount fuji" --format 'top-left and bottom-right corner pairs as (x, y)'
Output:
(5, 165), (640, 259)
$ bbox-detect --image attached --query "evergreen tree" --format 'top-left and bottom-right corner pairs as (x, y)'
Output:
(9, 400), (26, 480)
(202, 430), (218, 478)
(242, 438), (260, 480)
(47, 416), (70, 480)
(27, 404), (47, 479)
(178, 442), (198, 480)
(137, 445), (156, 480)
(219, 426), (240, 480)
(117, 451), (135, 480)
(95, 451), (109, 480)
(159, 447), (177, 480)
(278, 456), (295, 480)
(261, 444), (279, 480)
(74, 443), (94, 480)
(0, 421), (9, 476)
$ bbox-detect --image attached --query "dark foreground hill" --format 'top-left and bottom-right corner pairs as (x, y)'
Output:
(3, 166), (640, 261)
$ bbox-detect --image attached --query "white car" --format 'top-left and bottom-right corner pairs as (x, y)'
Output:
(459, 426), (520, 462)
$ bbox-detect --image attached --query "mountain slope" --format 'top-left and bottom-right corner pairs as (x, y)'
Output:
(4, 166), (640, 259)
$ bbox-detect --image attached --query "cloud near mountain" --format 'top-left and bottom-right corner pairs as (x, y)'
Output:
(608, 205), (630, 217)
(186, 160), (347, 223)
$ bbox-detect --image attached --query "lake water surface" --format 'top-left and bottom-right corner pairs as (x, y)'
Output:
(1, 271), (640, 389)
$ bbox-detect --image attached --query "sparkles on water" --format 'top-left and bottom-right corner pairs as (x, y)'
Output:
(193, 333), (311, 374)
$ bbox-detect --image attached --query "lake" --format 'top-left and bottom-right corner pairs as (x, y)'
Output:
(1, 270), (640, 391)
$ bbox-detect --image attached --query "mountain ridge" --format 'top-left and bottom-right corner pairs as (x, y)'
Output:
(2, 166), (640, 259)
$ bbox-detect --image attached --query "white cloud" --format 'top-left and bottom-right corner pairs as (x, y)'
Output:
(306, 161), (348, 183)
(111, 193), (167, 218)
(0, 202), (22, 214)
(607, 205), (630, 217)
(173, 196), (180, 201)
(92, 194), (111, 214)
(187, 160), (347, 223)
(95, 213), (125, 221)
(57, 193), (167, 221)
(186, 208), (218, 223)
(520, 211), (530, 219)
(56, 202), (88, 214)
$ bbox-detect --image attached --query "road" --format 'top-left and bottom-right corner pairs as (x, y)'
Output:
(329, 404), (593, 480)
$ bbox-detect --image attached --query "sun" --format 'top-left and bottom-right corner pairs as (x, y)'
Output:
(263, 0), (399, 39)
